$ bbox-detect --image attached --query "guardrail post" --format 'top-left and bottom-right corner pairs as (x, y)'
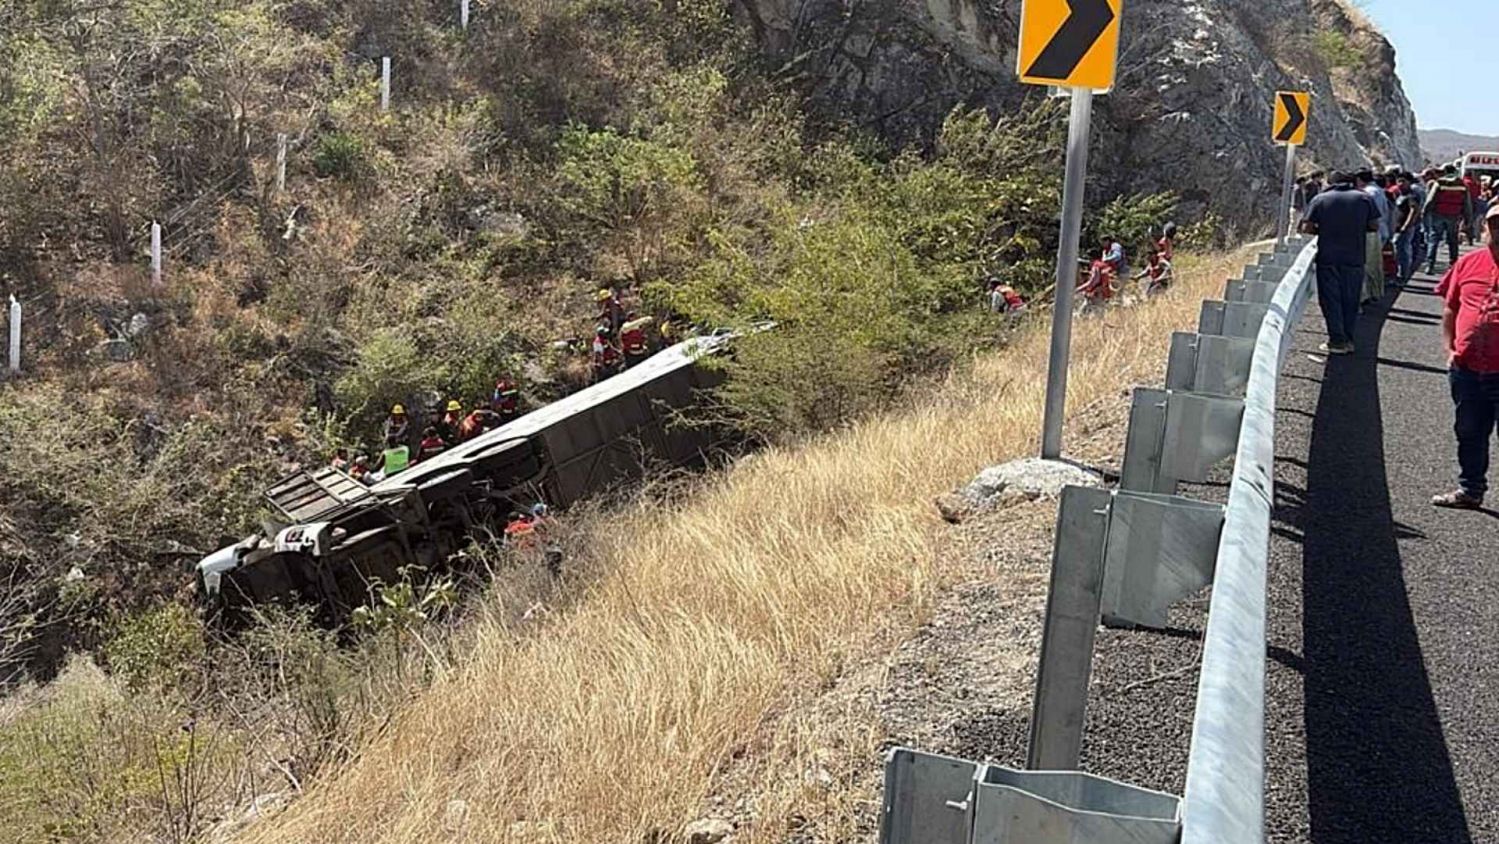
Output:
(1119, 388), (1245, 495)
(1198, 300), (1270, 339)
(1165, 332), (1256, 397)
(1028, 486), (1112, 770)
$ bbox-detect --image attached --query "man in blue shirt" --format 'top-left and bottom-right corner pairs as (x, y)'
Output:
(1300, 170), (1382, 355)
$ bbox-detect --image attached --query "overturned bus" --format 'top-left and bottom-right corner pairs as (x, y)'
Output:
(196, 335), (730, 625)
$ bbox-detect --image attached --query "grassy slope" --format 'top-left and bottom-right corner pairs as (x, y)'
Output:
(241, 248), (1247, 843)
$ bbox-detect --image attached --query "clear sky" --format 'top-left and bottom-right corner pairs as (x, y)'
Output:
(1360, 0), (1499, 135)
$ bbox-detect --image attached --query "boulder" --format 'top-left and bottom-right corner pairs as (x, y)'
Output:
(954, 458), (1104, 514)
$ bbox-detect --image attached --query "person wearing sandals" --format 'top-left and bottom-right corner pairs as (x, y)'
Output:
(1433, 204), (1499, 509)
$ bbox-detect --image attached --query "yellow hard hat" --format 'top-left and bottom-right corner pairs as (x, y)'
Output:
(595, 288), (613, 302)
(391, 404), (406, 415)
(446, 399), (462, 413)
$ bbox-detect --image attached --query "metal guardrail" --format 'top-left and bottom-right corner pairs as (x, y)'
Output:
(879, 236), (1320, 844)
(1180, 236), (1318, 842)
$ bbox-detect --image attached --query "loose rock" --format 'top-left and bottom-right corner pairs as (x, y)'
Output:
(683, 817), (735, 844)
(954, 458), (1103, 513)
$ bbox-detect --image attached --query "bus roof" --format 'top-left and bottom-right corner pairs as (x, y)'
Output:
(1461, 152), (1499, 172)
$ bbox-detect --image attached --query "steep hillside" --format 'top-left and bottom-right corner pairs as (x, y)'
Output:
(739, 0), (1421, 227)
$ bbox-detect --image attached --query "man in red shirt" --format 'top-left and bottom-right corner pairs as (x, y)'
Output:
(1433, 204), (1499, 509)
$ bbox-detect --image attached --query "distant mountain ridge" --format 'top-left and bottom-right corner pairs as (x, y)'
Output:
(1420, 128), (1499, 164)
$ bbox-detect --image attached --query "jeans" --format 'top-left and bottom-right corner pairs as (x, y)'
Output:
(1428, 215), (1461, 269)
(1315, 263), (1363, 346)
(1450, 366), (1499, 499)
(1395, 227), (1416, 281)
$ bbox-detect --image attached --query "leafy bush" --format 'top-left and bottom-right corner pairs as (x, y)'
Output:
(1311, 30), (1364, 71)
(334, 327), (451, 434)
(313, 130), (368, 180)
(102, 604), (204, 692)
(1091, 191), (1180, 257)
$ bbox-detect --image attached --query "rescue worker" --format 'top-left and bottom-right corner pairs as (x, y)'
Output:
(439, 399), (463, 443)
(591, 325), (622, 381)
(619, 313), (652, 368)
(460, 404), (503, 441)
(383, 404), (410, 445)
(376, 435), (410, 478)
(504, 510), (536, 545)
(1157, 222), (1177, 262)
(416, 426), (450, 462)
(1077, 248), (1117, 316)
(1135, 249), (1174, 296)
(1427, 164), (1474, 274)
(596, 288), (625, 334)
(492, 379), (521, 421)
(987, 277), (1026, 324)
(349, 454), (372, 483)
(1102, 235), (1129, 279)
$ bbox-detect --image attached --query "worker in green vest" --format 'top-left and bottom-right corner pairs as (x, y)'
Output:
(376, 434), (410, 479)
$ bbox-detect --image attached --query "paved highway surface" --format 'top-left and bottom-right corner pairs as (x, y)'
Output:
(954, 252), (1499, 842)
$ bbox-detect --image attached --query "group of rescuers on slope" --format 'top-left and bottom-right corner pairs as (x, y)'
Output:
(984, 221), (1180, 320)
(324, 232), (1179, 535)
(326, 288), (685, 547)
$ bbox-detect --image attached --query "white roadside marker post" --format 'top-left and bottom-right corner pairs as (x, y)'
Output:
(151, 221), (163, 288)
(7, 295), (19, 375)
(380, 57), (391, 111)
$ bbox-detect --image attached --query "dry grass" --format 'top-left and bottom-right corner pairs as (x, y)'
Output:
(242, 248), (1250, 843)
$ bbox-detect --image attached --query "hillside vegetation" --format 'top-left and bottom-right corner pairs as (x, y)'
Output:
(0, 1), (1220, 841)
(0, 0), (1200, 670)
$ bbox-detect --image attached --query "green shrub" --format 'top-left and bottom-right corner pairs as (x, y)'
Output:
(312, 130), (367, 180)
(334, 327), (451, 435)
(1311, 30), (1364, 71)
(102, 603), (204, 692)
(1091, 191), (1180, 256)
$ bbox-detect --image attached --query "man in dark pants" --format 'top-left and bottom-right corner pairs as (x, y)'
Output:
(1433, 204), (1499, 509)
(1300, 170), (1382, 355)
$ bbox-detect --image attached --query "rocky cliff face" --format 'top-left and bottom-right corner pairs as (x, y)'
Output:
(734, 0), (1422, 232)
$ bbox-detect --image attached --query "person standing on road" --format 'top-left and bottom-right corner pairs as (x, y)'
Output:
(1357, 169), (1391, 303)
(1427, 165), (1473, 274)
(1300, 170), (1381, 355)
(1433, 205), (1499, 509)
(1392, 175), (1419, 285)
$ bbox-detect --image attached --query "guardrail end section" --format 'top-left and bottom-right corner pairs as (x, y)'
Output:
(883, 749), (1184, 844)
(975, 767), (1182, 844)
(881, 748), (978, 844)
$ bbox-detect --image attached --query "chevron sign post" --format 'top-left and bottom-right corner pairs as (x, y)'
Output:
(1021, 0), (1125, 461)
(1273, 91), (1312, 242)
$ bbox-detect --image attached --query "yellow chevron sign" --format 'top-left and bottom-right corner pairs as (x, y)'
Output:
(1017, 0), (1125, 90)
(1273, 91), (1311, 146)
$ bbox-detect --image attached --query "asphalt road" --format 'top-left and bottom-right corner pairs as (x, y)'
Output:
(953, 250), (1499, 842)
(1261, 253), (1499, 843)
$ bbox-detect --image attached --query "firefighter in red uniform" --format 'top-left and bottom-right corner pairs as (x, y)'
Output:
(416, 426), (450, 462)
(1427, 165), (1473, 274)
(619, 313), (651, 368)
(459, 404), (503, 441)
(591, 325), (621, 381)
(492, 379), (521, 421)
